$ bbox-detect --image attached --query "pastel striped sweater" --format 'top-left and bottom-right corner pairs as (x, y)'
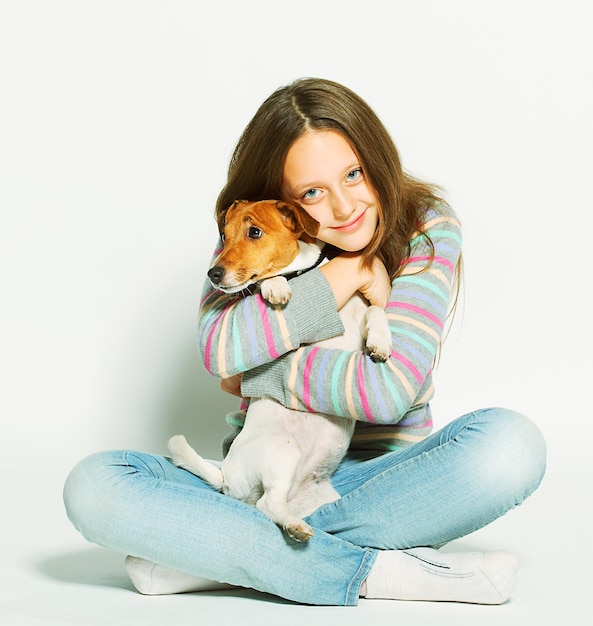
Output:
(198, 203), (462, 453)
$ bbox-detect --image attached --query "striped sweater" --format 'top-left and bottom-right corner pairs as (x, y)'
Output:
(198, 202), (462, 453)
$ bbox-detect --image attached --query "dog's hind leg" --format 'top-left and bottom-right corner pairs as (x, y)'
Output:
(252, 438), (315, 542)
(256, 482), (315, 542)
(167, 435), (224, 491)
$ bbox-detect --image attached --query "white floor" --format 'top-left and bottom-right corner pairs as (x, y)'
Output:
(2, 458), (589, 626)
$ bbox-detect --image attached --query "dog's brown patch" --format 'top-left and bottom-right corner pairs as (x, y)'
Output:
(213, 200), (319, 290)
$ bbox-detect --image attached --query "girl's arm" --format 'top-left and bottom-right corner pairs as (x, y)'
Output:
(197, 247), (346, 379)
(240, 204), (462, 425)
(319, 253), (392, 310)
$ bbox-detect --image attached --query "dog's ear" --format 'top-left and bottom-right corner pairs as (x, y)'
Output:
(275, 201), (320, 237)
(217, 200), (246, 236)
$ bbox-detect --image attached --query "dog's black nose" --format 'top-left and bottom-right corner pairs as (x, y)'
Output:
(208, 266), (225, 285)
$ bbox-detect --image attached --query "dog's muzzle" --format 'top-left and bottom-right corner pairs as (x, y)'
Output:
(208, 265), (255, 294)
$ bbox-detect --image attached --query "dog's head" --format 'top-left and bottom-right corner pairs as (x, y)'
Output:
(208, 199), (320, 293)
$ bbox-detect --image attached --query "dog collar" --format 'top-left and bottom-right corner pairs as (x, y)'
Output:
(281, 247), (329, 281)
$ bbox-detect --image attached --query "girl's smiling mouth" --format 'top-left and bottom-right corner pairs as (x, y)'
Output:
(331, 209), (367, 232)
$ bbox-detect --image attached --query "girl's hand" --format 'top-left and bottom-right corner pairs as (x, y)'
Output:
(220, 373), (243, 398)
(320, 253), (391, 309)
(358, 256), (391, 308)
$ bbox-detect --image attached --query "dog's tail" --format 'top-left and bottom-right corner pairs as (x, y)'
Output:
(167, 435), (224, 491)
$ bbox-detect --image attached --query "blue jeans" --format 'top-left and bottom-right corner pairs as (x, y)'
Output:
(63, 407), (546, 606)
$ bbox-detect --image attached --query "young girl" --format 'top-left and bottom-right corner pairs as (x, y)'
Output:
(63, 78), (546, 606)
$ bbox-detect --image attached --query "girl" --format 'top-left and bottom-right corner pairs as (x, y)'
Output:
(63, 78), (546, 606)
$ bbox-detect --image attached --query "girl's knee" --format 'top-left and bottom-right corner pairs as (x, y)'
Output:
(475, 407), (547, 496)
(63, 450), (125, 538)
(63, 449), (193, 543)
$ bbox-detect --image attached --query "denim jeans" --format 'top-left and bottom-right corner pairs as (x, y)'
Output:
(63, 407), (546, 606)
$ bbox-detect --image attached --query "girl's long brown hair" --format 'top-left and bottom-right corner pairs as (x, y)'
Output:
(216, 77), (461, 304)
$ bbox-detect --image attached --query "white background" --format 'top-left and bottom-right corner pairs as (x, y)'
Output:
(1, 1), (591, 624)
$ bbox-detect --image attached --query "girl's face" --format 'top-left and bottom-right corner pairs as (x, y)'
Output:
(281, 130), (379, 252)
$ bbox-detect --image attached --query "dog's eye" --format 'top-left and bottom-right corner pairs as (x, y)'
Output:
(247, 226), (263, 239)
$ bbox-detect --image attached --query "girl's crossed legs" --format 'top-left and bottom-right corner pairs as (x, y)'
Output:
(63, 407), (546, 606)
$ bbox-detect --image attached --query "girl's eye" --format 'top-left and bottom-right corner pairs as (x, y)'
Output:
(303, 188), (319, 200)
(247, 226), (263, 239)
(346, 168), (362, 181)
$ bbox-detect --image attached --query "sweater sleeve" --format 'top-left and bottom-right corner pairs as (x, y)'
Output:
(240, 204), (462, 425)
(197, 246), (345, 378)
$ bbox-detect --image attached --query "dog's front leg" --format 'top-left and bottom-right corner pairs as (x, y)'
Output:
(364, 305), (392, 362)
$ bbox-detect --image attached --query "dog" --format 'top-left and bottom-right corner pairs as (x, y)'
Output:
(168, 199), (392, 542)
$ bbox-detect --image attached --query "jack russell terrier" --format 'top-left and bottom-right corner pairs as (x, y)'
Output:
(168, 199), (392, 542)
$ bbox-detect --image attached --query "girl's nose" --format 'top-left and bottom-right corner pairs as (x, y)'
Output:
(330, 190), (356, 221)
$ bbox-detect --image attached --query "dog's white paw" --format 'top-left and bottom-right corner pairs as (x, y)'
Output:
(365, 335), (391, 362)
(261, 276), (292, 306)
(167, 434), (225, 490)
(285, 520), (314, 542)
(167, 435), (191, 464)
(364, 305), (392, 362)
